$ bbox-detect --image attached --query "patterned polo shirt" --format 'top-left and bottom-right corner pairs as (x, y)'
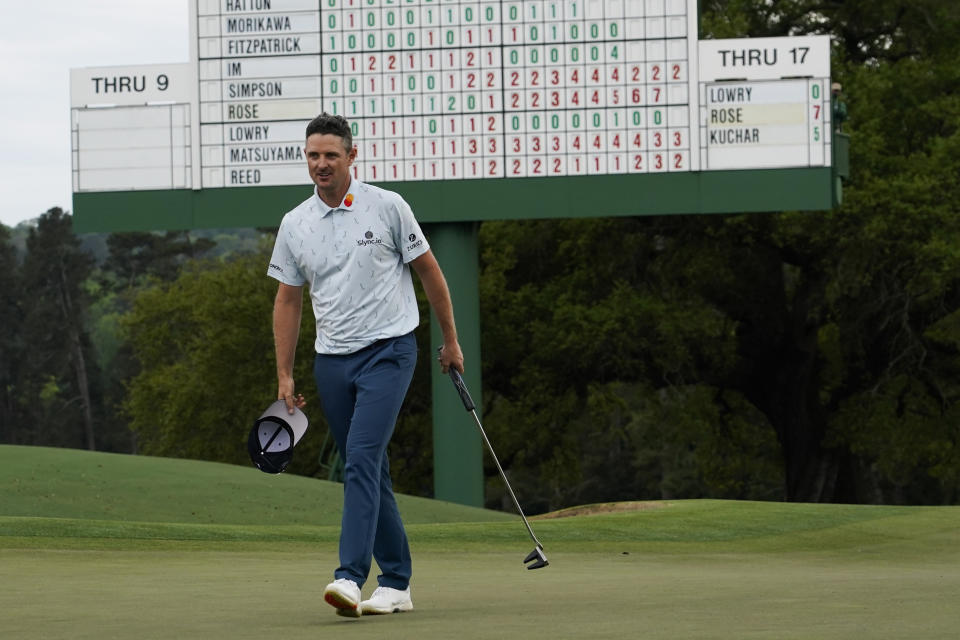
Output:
(268, 178), (429, 354)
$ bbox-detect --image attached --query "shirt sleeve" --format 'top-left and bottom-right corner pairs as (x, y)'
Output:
(394, 196), (430, 264)
(267, 219), (307, 286)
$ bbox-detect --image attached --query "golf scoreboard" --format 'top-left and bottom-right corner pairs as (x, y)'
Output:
(70, 1), (834, 225)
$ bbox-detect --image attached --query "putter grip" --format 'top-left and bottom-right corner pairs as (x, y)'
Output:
(448, 369), (476, 412)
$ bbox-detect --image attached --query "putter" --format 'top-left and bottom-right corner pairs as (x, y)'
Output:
(441, 350), (548, 570)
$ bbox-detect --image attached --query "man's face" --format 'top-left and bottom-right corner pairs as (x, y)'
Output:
(305, 133), (356, 196)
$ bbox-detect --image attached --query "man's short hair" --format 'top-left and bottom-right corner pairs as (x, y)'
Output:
(305, 113), (352, 150)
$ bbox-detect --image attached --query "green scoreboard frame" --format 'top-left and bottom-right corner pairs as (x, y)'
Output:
(72, 166), (839, 232)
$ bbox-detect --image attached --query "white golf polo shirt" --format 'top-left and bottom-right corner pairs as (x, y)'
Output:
(268, 178), (430, 354)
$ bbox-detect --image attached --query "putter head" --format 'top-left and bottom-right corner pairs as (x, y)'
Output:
(524, 546), (549, 570)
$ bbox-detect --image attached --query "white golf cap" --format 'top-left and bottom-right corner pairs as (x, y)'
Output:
(247, 400), (309, 474)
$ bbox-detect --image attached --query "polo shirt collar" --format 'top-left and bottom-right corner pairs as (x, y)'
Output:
(313, 178), (358, 217)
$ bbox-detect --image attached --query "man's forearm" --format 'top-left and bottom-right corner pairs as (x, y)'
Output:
(273, 286), (303, 381)
(413, 253), (458, 345)
(411, 251), (464, 373)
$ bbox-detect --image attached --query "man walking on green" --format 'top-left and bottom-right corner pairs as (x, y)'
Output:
(268, 112), (464, 617)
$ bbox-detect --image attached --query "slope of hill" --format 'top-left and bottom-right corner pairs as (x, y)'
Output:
(0, 445), (512, 526)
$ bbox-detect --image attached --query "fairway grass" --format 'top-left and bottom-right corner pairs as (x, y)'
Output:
(2, 446), (960, 638)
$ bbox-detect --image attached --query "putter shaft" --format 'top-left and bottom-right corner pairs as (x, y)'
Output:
(465, 407), (544, 550)
(443, 360), (547, 568)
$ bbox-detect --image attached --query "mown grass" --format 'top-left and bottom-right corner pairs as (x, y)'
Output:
(2, 445), (958, 559)
(0, 444), (509, 526)
(2, 445), (959, 639)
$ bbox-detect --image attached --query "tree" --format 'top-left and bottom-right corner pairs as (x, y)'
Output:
(477, 217), (785, 512)
(86, 230), (219, 453)
(16, 208), (98, 449)
(105, 230), (216, 289)
(123, 251), (290, 464)
(0, 224), (22, 438)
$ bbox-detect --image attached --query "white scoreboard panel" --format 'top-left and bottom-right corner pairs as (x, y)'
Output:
(195, 0), (700, 187)
(700, 78), (830, 170)
(70, 64), (196, 192)
(72, 104), (193, 191)
(697, 36), (831, 171)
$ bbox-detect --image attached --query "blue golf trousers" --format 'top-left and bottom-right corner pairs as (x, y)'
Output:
(313, 331), (416, 590)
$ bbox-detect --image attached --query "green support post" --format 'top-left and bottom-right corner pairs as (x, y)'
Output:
(426, 222), (484, 507)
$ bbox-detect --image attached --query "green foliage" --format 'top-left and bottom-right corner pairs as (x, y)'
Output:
(476, 218), (780, 511)
(104, 230), (216, 288)
(831, 375), (960, 503)
(121, 250), (324, 470)
(90, 229), (246, 453)
(620, 384), (782, 500)
(9, 208), (98, 449)
(0, 224), (20, 433)
(814, 44), (960, 502)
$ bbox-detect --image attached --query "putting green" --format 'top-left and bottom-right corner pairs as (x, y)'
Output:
(2, 548), (957, 639)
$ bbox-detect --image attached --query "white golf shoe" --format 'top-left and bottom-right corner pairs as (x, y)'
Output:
(360, 586), (414, 615)
(323, 578), (362, 617)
